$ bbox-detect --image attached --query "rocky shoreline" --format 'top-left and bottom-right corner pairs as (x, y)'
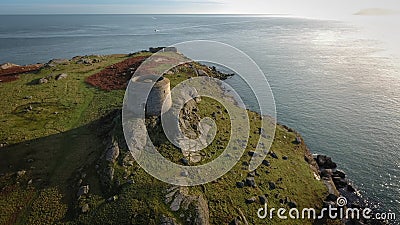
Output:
(314, 154), (389, 224)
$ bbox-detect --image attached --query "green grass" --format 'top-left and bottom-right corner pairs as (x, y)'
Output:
(0, 54), (128, 146)
(0, 53), (329, 225)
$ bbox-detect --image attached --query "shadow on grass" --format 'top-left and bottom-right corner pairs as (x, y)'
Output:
(0, 110), (119, 218)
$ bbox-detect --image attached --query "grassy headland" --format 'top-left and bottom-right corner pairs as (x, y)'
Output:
(0, 52), (329, 225)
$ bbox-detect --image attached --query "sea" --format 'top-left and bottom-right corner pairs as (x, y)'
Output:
(0, 14), (399, 219)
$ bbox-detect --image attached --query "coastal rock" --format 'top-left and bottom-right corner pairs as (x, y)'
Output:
(347, 184), (356, 192)
(0, 62), (19, 70)
(320, 169), (333, 178)
(333, 170), (346, 179)
(316, 155), (337, 169)
(46, 59), (69, 67)
(77, 58), (93, 65)
(332, 177), (347, 188)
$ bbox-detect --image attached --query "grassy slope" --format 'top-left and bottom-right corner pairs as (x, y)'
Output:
(0, 54), (327, 225)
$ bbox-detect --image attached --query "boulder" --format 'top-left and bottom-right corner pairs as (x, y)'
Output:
(105, 141), (120, 163)
(170, 190), (186, 211)
(245, 177), (256, 187)
(268, 181), (276, 190)
(347, 184), (356, 192)
(197, 69), (208, 76)
(287, 201), (297, 208)
(181, 158), (189, 166)
(333, 170), (346, 178)
(247, 171), (256, 177)
(236, 182), (244, 188)
(46, 59), (69, 67)
(259, 195), (268, 204)
(245, 196), (257, 204)
(55, 73), (68, 80)
(38, 77), (48, 84)
(262, 160), (271, 166)
(316, 155), (337, 169)
(77, 58), (93, 65)
(320, 169), (333, 178)
(269, 152), (278, 159)
(332, 177), (347, 188)
(248, 151), (256, 157)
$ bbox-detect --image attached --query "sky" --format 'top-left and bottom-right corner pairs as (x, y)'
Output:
(0, 0), (399, 18)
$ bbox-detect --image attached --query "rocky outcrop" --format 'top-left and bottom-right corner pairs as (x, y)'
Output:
(164, 186), (209, 225)
(0, 63), (19, 70)
(55, 73), (68, 80)
(193, 195), (209, 225)
(315, 154), (388, 225)
(105, 139), (120, 163)
(45, 59), (69, 67)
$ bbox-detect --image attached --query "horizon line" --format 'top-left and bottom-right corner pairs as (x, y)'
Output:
(0, 13), (292, 16)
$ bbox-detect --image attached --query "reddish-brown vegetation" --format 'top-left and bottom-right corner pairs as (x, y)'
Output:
(85, 56), (148, 91)
(0, 64), (43, 83)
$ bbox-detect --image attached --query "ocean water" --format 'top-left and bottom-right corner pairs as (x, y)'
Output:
(0, 15), (399, 217)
